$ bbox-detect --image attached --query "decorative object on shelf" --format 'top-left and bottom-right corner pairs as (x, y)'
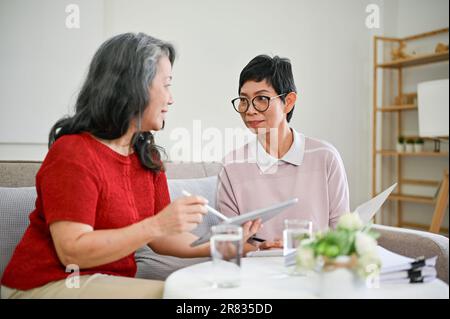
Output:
(394, 93), (417, 106)
(405, 139), (415, 153)
(418, 79), (449, 137)
(435, 42), (449, 54)
(296, 213), (381, 297)
(433, 140), (441, 153)
(414, 138), (424, 153)
(396, 136), (405, 153)
(391, 41), (410, 61)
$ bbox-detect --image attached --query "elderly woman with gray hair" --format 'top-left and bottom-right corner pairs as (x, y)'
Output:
(0, 33), (261, 299)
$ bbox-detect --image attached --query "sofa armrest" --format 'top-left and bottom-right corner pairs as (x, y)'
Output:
(373, 224), (449, 284)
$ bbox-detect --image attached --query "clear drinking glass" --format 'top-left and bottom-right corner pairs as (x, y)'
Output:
(283, 219), (313, 275)
(210, 224), (243, 288)
(283, 219), (313, 256)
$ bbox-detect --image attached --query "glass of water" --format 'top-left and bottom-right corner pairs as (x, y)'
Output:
(210, 224), (243, 288)
(283, 219), (313, 275)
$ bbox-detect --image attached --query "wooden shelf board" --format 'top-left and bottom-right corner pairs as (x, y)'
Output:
(401, 28), (449, 42)
(402, 135), (449, 141)
(376, 150), (449, 157)
(377, 104), (417, 112)
(375, 28), (449, 43)
(401, 179), (441, 187)
(377, 51), (449, 69)
(401, 222), (449, 234)
(388, 193), (435, 205)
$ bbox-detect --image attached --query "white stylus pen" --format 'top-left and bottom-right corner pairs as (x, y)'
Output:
(181, 190), (229, 221)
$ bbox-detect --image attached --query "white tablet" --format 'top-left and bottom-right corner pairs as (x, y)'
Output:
(190, 198), (298, 247)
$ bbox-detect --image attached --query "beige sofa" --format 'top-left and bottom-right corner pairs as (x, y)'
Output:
(0, 160), (448, 285)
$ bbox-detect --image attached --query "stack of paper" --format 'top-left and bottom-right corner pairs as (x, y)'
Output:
(246, 249), (283, 257)
(283, 246), (439, 284)
(380, 256), (438, 284)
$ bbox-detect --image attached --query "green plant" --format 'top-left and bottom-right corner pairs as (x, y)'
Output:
(415, 138), (424, 144)
(406, 138), (415, 144)
(296, 213), (381, 278)
(398, 136), (405, 144)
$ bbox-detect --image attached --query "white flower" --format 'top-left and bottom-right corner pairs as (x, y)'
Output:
(337, 212), (364, 231)
(355, 231), (378, 256)
(356, 251), (381, 278)
(296, 246), (315, 269)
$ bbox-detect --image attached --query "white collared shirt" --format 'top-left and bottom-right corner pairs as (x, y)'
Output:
(246, 128), (305, 173)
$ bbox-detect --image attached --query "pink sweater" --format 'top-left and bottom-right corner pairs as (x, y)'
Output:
(216, 129), (350, 241)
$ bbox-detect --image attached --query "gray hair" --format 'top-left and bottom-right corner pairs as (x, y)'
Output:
(49, 32), (176, 172)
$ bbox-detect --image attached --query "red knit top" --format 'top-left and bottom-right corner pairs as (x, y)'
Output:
(1, 133), (171, 290)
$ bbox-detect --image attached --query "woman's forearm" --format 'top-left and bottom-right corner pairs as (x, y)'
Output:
(149, 232), (210, 258)
(51, 217), (161, 269)
(149, 233), (258, 258)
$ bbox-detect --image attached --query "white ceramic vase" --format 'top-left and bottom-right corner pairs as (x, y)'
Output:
(318, 268), (364, 298)
(405, 143), (414, 153)
(318, 256), (365, 298)
(414, 144), (423, 153)
(396, 143), (405, 153)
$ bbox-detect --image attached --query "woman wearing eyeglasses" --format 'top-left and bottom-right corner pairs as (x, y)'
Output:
(217, 55), (350, 250)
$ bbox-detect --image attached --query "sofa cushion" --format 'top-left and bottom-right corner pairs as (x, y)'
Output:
(0, 162), (41, 187)
(164, 162), (223, 179)
(0, 187), (35, 281)
(167, 175), (221, 236)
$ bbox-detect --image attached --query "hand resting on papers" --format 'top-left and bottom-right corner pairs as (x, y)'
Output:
(258, 238), (283, 250)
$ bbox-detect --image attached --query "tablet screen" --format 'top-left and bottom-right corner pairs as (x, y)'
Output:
(225, 198), (299, 225)
(190, 198), (298, 247)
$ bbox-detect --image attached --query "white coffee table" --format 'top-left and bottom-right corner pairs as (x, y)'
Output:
(163, 254), (449, 299)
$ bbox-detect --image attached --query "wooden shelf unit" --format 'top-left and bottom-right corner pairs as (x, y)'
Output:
(377, 51), (449, 69)
(372, 28), (449, 234)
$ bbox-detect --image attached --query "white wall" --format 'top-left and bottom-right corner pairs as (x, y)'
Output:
(0, 0), (447, 216)
(396, 0), (449, 37)
(0, 0), (104, 156)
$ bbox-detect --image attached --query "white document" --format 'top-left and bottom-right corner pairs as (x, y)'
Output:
(380, 266), (436, 281)
(380, 276), (436, 284)
(380, 256), (437, 274)
(246, 249), (283, 257)
(190, 198), (298, 247)
(355, 183), (398, 224)
(377, 245), (414, 269)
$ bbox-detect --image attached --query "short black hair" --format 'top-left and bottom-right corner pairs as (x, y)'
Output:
(239, 55), (297, 122)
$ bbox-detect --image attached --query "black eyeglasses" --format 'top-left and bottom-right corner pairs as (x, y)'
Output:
(231, 93), (287, 113)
